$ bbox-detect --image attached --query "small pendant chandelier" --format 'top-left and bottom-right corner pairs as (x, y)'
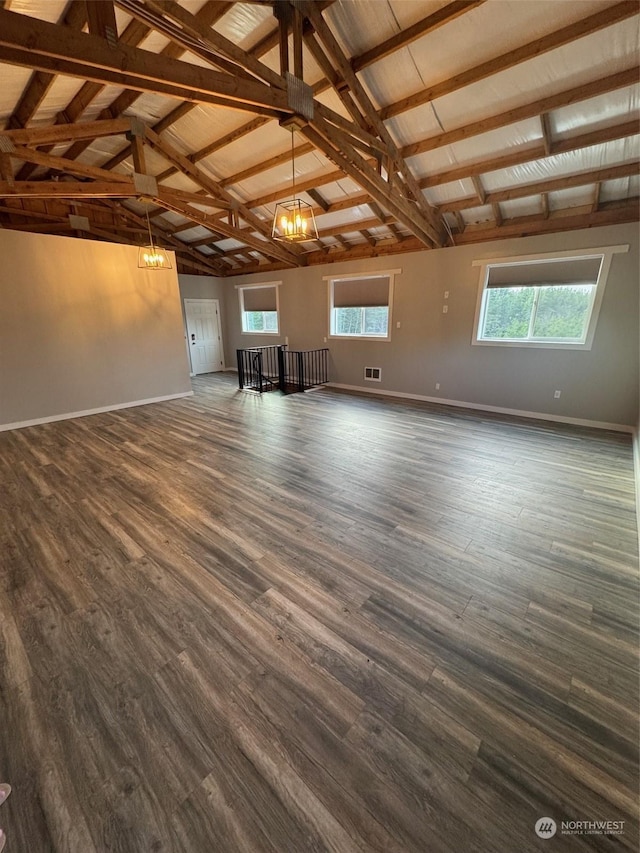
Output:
(138, 205), (172, 269)
(272, 134), (318, 242)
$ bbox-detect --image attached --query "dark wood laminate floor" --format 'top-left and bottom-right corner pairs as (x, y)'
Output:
(0, 373), (638, 853)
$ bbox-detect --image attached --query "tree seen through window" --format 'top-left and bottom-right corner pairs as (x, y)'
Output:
(482, 285), (593, 341)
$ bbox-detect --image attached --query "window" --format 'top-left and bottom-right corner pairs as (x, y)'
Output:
(472, 247), (627, 350)
(326, 271), (398, 340)
(238, 283), (280, 335)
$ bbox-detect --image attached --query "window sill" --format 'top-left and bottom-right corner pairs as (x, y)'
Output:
(241, 331), (280, 336)
(473, 338), (591, 351)
(329, 334), (391, 342)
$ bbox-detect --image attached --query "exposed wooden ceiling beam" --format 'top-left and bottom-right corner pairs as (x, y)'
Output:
(8, 146), (134, 184)
(85, 0), (117, 40)
(218, 114), (637, 225)
(1, 117), (133, 148)
(144, 128), (232, 205)
(452, 198), (639, 243)
(366, 200), (390, 224)
(14, 15), (158, 182)
(352, 1), (486, 71)
(400, 67), (639, 160)
(156, 192), (302, 267)
(386, 223), (403, 242)
(99, 9), (274, 176)
(157, 66), (639, 199)
(219, 141), (315, 188)
(233, 199), (639, 274)
(303, 29), (372, 136)
(380, 1), (638, 120)
(139, 0), (286, 89)
(541, 193), (549, 220)
(306, 188), (330, 212)
(246, 164), (348, 208)
(0, 181), (140, 199)
(110, 200), (227, 274)
(471, 176), (486, 205)
(0, 8), (291, 116)
(418, 119), (639, 190)
(0, 204), (223, 274)
(540, 113), (553, 157)
(316, 216), (385, 239)
(2, 1), (87, 131)
(114, 0), (267, 84)
(301, 1), (443, 238)
(437, 161), (640, 213)
(47, 3), (232, 179)
(302, 122), (441, 247)
(143, 127), (303, 263)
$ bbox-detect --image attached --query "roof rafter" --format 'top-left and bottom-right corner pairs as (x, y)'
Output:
(352, 0), (486, 71)
(380, 1), (638, 120)
(155, 191), (302, 266)
(418, 119), (639, 190)
(133, 0), (286, 89)
(437, 161), (640, 213)
(16, 14), (167, 181)
(300, 0), (443, 238)
(114, 0), (267, 84)
(143, 126), (303, 262)
(0, 7), (292, 116)
(2, 0), (87, 132)
(302, 121), (440, 247)
(399, 66), (639, 160)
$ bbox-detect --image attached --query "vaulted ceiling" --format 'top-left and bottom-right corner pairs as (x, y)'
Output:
(0, 0), (637, 276)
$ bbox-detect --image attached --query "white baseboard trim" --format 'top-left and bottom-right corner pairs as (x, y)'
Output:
(326, 383), (634, 434)
(0, 391), (194, 433)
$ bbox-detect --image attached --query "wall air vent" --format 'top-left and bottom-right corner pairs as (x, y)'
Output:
(364, 367), (382, 382)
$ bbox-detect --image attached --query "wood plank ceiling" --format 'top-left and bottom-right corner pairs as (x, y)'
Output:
(0, 0), (637, 276)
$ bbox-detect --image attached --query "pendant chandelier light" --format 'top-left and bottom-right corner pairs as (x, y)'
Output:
(272, 133), (318, 242)
(138, 205), (172, 270)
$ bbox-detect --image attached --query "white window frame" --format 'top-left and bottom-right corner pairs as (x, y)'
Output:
(471, 245), (628, 351)
(236, 281), (281, 336)
(324, 269), (399, 342)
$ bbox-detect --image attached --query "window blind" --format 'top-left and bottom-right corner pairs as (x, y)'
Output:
(242, 287), (277, 311)
(487, 257), (601, 289)
(333, 276), (390, 307)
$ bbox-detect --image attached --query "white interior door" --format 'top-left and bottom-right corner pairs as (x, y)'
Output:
(184, 299), (224, 375)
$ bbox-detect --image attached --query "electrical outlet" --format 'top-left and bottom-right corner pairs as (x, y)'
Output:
(444, 291), (449, 299)
(554, 390), (561, 399)
(396, 321), (401, 328)
(435, 382), (440, 390)
(442, 305), (448, 314)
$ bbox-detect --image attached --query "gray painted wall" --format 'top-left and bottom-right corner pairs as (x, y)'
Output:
(0, 230), (192, 429)
(177, 274), (227, 374)
(223, 222), (639, 427)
